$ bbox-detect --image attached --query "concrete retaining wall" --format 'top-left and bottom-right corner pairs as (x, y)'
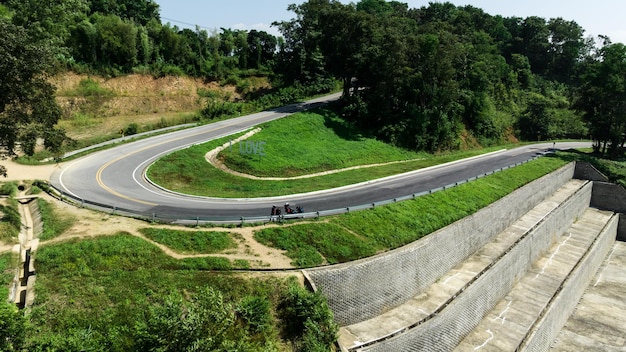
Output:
(519, 212), (618, 351)
(362, 179), (593, 352)
(574, 161), (608, 182)
(591, 182), (626, 214)
(28, 200), (42, 238)
(304, 163), (576, 326)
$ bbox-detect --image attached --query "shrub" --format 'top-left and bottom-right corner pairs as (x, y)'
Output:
(71, 78), (115, 98)
(0, 182), (17, 196)
(125, 123), (139, 136)
(237, 296), (273, 335)
(278, 283), (338, 351)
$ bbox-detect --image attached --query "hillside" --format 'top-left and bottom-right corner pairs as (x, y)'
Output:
(51, 73), (247, 143)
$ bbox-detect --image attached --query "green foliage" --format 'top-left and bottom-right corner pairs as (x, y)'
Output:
(575, 41), (626, 157)
(70, 78), (115, 97)
(0, 18), (67, 157)
(200, 99), (245, 120)
(255, 223), (379, 267)
(29, 233), (322, 350)
(0, 252), (18, 297)
(0, 182), (18, 196)
(237, 295), (273, 335)
(124, 122), (139, 135)
(0, 300), (27, 351)
(0, 200), (20, 242)
(135, 288), (241, 351)
(139, 227), (237, 254)
(37, 198), (76, 241)
(278, 282), (338, 352)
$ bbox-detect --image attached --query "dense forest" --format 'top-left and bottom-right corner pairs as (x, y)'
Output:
(1, 0), (626, 156)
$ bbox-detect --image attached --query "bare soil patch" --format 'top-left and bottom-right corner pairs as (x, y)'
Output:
(28, 192), (295, 269)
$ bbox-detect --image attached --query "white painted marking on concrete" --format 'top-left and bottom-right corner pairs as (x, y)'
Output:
(473, 329), (494, 351)
(594, 246), (616, 287)
(491, 300), (512, 324)
(418, 308), (430, 316)
(534, 232), (572, 280)
(442, 273), (460, 286)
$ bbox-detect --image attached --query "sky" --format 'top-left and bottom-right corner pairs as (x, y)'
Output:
(157, 0), (626, 45)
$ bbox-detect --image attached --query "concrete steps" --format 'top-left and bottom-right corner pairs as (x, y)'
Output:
(332, 177), (618, 351)
(455, 208), (614, 351)
(337, 179), (596, 351)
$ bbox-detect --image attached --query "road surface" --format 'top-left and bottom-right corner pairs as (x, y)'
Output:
(49, 94), (589, 222)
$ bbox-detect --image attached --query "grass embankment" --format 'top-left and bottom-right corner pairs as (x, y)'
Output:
(255, 155), (570, 267)
(139, 228), (238, 255)
(148, 108), (514, 197)
(37, 199), (76, 241)
(21, 152), (577, 350)
(29, 234), (336, 350)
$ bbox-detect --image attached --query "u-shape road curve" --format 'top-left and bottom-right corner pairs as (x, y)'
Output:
(49, 93), (590, 222)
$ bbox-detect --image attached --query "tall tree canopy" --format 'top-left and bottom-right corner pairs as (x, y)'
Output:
(275, 0), (592, 152)
(0, 18), (67, 159)
(575, 40), (626, 157)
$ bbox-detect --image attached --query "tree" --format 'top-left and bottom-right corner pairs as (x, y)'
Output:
(93, 14), (138, 71)
(0, 18), (67, 159)
(273, 0), (334, 85)
(6, 0), (88, 43)
(247, 30), (277, 69)
(575, 41), (626, 157)
(88, 0), (160, 25)
(546, 18), (586, 83)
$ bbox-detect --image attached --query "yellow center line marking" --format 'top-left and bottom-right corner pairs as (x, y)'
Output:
(95, 116), (272, 205)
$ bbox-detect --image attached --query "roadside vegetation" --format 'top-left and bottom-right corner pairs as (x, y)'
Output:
(26, 233), (337, 351)
(255, 154), (569, 267)
(37, 199), (77, 241)
(139, 227), (238, 255)
(0, 182), (20, 244)
(1, 148), (623, 350)
(4, 0), (626, 350)
(148, 107), (522, 198)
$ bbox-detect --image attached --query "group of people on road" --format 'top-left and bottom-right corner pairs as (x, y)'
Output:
(270, 202), (304, 219)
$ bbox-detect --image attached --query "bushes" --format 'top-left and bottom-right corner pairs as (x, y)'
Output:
(200, 78), (338, 121)
(0, 182), (18, 196)
(124, 122), (139, 135)
(0, 301), (27, 351)
(278, 282), (338, 352)
(200, 99), (245, 120)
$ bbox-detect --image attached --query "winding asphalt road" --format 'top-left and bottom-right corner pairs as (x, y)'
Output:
(49, 93), (590, 222)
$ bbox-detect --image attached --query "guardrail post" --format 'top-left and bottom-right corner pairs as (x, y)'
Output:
(152, 213), (156, 223)
(113, 206), (117, 215)
(81, 199), (84, 208)
(196, 217), (199, 227)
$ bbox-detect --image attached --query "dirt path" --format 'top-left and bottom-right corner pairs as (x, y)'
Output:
(0, 158), (63, 182)
(26, 192), (295, 269)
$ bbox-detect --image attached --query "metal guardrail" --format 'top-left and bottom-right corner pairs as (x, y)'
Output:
(42, 157), (539, 226)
